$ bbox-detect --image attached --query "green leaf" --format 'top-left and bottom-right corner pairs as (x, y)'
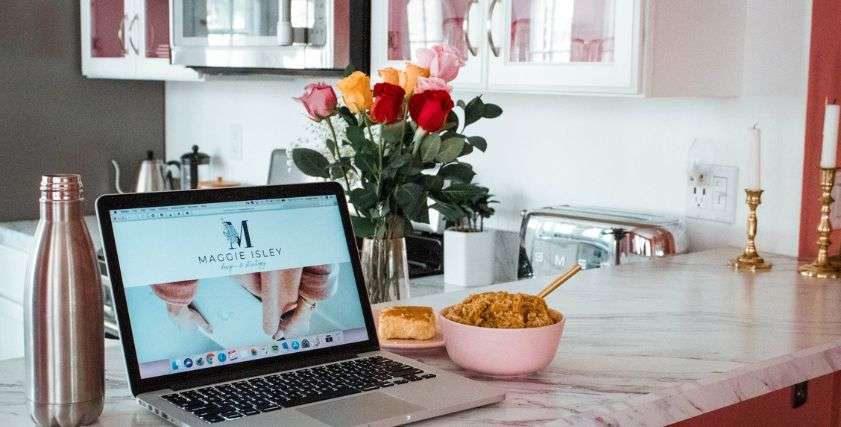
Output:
(421, 174), (444, 191)
(456, 99), (466, 109)
(381, 123), (404, 143)
(342, 64), (356, 77)
(291, 148), (330, 178)
(419, 134), (442, 162)
(346, 126), (365, 146)
(439, 163), (475, 183)
(395, 183), (425, 219)
(349, 188), (378, 211)
(387, 152), (410, 169)
(463, 96), (485, 128)
(430, 202), (466, 220)
(350, 215), (376, 238)
(482, 103), (503, 119)
(437, 137), (465, 163)
(443, 111), (459, 131)
(442, 182), (487, 201)
(326, 138), (338, 156)
(459, 142), (473, 157)
(467, 136), (487, 152)
(354, 151), (377, 174)
(338, 106), (358, 127)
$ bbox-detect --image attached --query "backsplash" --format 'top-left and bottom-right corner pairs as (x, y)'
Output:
(166, 0), (810, 257)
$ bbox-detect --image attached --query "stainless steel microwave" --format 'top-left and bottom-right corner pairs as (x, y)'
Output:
(170, 0), (369, 74)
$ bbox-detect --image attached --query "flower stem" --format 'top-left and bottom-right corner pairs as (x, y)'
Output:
(325, 118), (359, 216)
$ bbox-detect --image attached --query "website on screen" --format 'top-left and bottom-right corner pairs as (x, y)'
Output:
(109, 195), (369, 379)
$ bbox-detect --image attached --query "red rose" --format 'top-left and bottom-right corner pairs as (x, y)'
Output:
(408, 90), (454, 132)
(370, 82), (405, 124)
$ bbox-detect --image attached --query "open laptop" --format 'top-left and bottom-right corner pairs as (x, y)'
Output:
(96, 182), (504, 426)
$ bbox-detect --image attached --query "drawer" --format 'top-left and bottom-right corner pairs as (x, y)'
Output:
(0, 244), (28, 304)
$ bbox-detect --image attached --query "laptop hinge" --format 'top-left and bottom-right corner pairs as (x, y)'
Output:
(170, 352), (362, 391)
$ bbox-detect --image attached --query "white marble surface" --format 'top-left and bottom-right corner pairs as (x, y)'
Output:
(4, 248), (841, 426)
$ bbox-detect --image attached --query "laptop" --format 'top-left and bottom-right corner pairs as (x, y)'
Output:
(96, 182), (504, 426)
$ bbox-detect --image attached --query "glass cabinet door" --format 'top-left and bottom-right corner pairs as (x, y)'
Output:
(145, 0), (171, 59)
(373, 0), (484, 89)
(89, 0), (127, 58)
(487, 0), (642, 94)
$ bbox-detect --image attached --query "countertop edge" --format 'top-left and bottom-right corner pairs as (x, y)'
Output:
(564, 337), (841, 426)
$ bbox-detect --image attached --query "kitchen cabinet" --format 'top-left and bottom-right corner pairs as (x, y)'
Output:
(371, 0), (744, 96)
(81, 0), (200, 80)
(671, 373), (838, 427)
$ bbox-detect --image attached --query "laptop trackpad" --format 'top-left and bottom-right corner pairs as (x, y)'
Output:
(297, 392), (422, 426)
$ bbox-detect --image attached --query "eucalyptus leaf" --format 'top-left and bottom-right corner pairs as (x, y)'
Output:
(291, 148), (330, 178)
(419, 134), (442, 162)
(439, 163), (475, 183)
(482, 103), (503, 119)
(437, 137), (465, 163)
(467, 136), (487, 152)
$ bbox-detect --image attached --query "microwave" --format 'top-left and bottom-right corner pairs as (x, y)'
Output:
(171, 0), (369, 74)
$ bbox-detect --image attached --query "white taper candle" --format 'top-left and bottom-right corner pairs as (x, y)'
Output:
(747, 124), (761, 190)
(821, 100), (840, 168)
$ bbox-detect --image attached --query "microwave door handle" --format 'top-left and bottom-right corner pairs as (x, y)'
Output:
(117, 14), (127, 55)
(277, 0), (292, 45)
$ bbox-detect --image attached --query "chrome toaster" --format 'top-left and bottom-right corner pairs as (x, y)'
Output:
(519, 205), (688, 278)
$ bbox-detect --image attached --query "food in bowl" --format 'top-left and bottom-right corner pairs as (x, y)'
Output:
(377, 306), (437, 340)
(443, 292), (560, 328)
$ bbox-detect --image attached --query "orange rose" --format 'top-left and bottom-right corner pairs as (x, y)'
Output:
(336, 71), (372, 113)
(378, 67), (401, 86)
(400, 63), (430, 96)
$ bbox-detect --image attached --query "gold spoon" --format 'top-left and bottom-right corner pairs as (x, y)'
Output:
(536, 264), (582, 299)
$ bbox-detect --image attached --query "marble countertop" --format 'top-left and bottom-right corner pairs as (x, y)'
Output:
(4, 248), (841, 426)
(0, 216), (101, 253)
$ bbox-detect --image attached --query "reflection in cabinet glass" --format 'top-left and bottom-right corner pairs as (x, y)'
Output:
(508, 0), (615, 64)
(145, 0), (170, 58)
(90, 0), (126, 58)
(387, 0), (481, 63)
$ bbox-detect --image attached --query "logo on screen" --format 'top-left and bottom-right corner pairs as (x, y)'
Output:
(221, 219), (253, 250)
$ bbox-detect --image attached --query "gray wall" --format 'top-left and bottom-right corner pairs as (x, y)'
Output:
(0, 1), (166, 220)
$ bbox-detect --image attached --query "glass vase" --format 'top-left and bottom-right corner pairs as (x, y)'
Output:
(360, 237), (409, 304)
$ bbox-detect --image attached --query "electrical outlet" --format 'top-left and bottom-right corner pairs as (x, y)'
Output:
(686, 163), (739, 223)
(230, 124), (243, 161)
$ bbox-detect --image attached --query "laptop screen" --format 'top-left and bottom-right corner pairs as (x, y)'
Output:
(108, 194), (370, 379)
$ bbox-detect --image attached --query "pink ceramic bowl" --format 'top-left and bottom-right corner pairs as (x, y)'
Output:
(439, 307), (565, 376)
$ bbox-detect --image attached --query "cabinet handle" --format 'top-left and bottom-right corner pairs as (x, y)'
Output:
(117, 14), (128, 55)
(486, 0), (501, 57)
(128, 14), (140, 56)
(463, 0), (478, 57)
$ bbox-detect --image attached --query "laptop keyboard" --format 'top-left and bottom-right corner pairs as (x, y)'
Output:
(161, 356), (437, 424)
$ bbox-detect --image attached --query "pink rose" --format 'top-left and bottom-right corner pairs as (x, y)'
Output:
(294, 82), (337, 121)
(414, 76), (452, 94)
(415, 44), (465, 82)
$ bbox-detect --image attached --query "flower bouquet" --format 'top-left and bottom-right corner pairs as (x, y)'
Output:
(292, 44), (502, 302)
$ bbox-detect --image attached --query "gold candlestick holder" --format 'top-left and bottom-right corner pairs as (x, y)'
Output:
(730, 189), (772, 271)
(799, 167), (841, 278)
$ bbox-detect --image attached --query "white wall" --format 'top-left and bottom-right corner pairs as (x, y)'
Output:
(167, 0), (811, 256)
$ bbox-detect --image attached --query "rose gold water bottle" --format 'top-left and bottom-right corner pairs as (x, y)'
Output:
(24, 175), (104, 426)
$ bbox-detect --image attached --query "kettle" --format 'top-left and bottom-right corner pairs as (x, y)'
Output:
(111, 151), (180, 193)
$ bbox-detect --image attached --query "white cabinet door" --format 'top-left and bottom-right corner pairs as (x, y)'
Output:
(134, 0), (201, 80)
(486, 0), (644, 95)
(81, 0), (137, 78)
(81, 0), (200, 81)
(371, 0), (485, 90)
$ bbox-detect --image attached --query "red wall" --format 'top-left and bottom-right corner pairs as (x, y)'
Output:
(799, 0), (841, 259)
